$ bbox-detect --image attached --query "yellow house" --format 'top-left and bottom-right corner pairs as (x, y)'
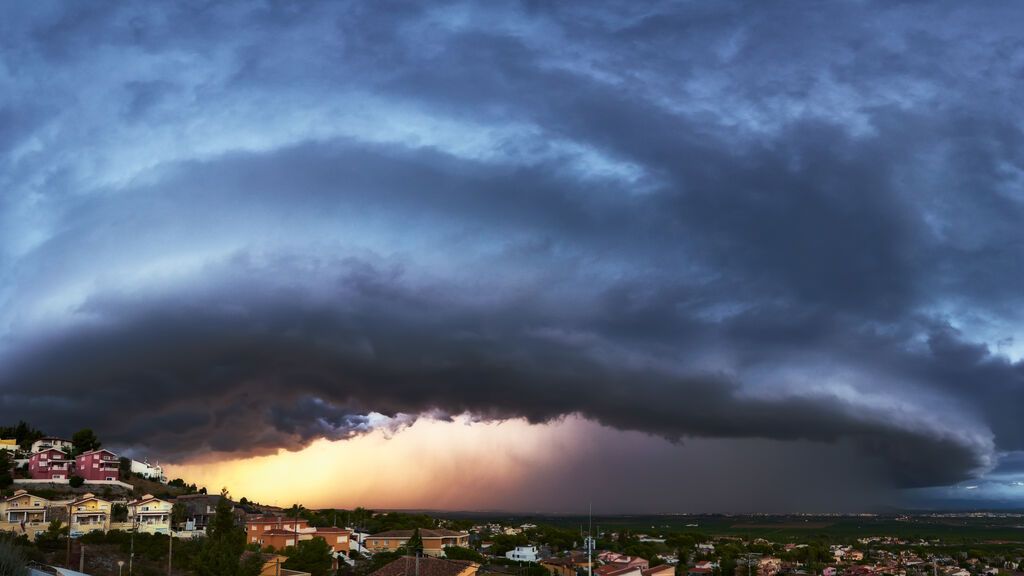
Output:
(0, 490), (50, 540)
(128, 494), (173, 534)
(0, 439), (17, 452)
(365, 529), (470, 558)
(245, 553), (312, 576)
(70, 493), (112, 537)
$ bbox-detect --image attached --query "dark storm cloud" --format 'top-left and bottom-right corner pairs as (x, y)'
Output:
(2, 0), (1024, 503)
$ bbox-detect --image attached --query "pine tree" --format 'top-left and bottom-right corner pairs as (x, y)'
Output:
(196, 489), (258, 576)
(406, 528), (424, 554)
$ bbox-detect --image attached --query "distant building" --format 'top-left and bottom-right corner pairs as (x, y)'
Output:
(130, 459), (168, 483)
(541, 557), (578, 576)
(642, 566), (675, 576)
(27, 449), (73, 480)
(365, 529), (470, 558)
(596, 565), (643, 576)
(74, 449), (120, 481)
(30, 438), (73, 454)
(507, 546), (541, 563)
(0, 439), (18, 452)
(127, 494), (173, 534)
(69, 493), (112, 537)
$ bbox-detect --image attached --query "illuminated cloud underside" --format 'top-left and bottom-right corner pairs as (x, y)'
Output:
(2, 1), (1024, 509)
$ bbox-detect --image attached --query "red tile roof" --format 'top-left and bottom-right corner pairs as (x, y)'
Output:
(371, 557), (476, 576)
(369, 529), (467, 539)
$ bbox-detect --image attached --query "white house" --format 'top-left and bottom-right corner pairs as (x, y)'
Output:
(30, 437), (73, 454)
(507, 546), (540, 563)
(696, 544), (715, 553)
(130, 459), (168, 484)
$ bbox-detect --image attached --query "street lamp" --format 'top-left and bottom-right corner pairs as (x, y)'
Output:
(118, 560), (125, 576)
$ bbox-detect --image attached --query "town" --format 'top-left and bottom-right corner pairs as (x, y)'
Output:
(3, 424), (1024, 576)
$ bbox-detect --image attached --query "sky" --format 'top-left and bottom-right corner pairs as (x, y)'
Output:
(2, 0), (1024, 512)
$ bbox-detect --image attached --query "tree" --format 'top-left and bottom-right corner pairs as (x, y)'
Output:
(720, 556), (737, 576)
(406, 528), (424, 555)
(71, 429), (101, 456)
(69, 475), (85, 488)
(444, 547), (484, 563)
(35, 520), (67, 552)
(196, 489), (259, 576)
(112, 503), (129, 522)
(677, 548), (689, 569)
(283, 538), (333, 576)
(0, 450), (13, 489)
(0, 538), (28, 576)
(172, 502), (188, 528)
(0, 421), (45, 451)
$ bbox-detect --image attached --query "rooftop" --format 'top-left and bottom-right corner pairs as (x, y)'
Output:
(371, 556), (477, 576)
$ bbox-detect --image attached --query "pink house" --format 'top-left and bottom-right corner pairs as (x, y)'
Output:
(28, 448), (73, 480)
(74, 449), (120, 481)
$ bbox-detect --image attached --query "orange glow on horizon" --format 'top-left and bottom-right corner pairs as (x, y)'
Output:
(165, 416), (590, 510)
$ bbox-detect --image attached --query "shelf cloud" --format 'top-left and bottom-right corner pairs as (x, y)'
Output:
(2, 1), (1024, 506)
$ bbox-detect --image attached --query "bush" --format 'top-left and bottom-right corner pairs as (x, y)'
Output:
(69, 475), (85, 487)
(0, 538), (28, 576)
(444, 547), (484, 563)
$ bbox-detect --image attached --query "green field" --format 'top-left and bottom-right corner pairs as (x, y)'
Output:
(432, 512), (1024, 543)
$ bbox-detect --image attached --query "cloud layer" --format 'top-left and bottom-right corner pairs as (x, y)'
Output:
(2, 1), (1024, 505)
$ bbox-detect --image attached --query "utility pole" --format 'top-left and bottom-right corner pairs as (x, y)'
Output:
(167, 529), (173, 576)
(588, 503), (593, 576)
(66, 503), (73, 568)
(130, 513), (136, 576)
(80, 544), (86, 573)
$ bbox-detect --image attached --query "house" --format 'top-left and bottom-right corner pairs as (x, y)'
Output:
(759, 557), (782, 576)
(696, 544), (715, 554)
(175, 493), (230, 531)
(27, 449), (73, 480)
(643, 566), (675, 576)
(245, 515), (315, 547)
(130, 460), (168, 483)
(507, 546), (541, 563)
(70, 493), (112, 537)
(314, 526), (352, 555)
(0, 490), (50, 540)
(256, 528), (305, 551)
(74, 449), (120, 481)
(370, 556), (479, 576)
(365, 529), (471, 557)
(30, 438), (73, 454)
(600, 553), (649, 571)
(541, 557), (577, 576)
(244, 552), (312, 576)
(0, 439), (18, 452)
(597, 566), (643, 576)
(127, 494), (173, 534)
